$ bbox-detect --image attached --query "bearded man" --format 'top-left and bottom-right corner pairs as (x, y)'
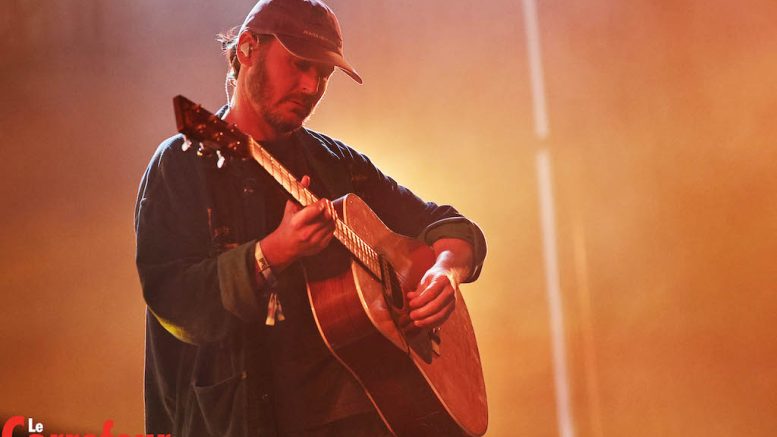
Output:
(135, 1), (486, 436)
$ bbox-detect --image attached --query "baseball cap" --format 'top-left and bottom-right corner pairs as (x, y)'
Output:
(240, 0), (363, 84)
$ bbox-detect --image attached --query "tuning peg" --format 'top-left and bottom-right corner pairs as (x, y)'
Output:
(181, 136), (192, 151)
(216, 150), (226, 169)
(196, 143), (210, 157)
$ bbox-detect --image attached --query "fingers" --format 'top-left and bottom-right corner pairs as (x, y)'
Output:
(411, 300), (455, 328)
(277, 174), (336, 258)
(405, 271), (458, 329)
(409, 279), (455, 320)
(293, 199), (335, 227)
(308, 224), (336, 248)
(407, 274), (446, 309)
(284, 198), (301, 218)
(285, 175), (331, 224)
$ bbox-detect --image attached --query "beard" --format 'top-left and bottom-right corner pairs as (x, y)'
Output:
(245, 56), (319, 134)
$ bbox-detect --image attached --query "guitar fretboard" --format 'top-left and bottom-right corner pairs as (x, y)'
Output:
(248, 137), (382, 278)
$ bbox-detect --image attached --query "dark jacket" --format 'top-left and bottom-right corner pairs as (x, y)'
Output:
(134, 128), (487, 436)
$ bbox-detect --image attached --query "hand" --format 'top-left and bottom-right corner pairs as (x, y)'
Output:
(260, 176), (336, 272)
(406, 265), (458, 329)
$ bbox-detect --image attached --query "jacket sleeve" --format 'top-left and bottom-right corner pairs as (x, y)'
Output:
(340, 143), (487, 282)
(134, 137), (267, 345)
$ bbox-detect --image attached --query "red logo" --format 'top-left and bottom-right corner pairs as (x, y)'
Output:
(1, 416), (169, 437)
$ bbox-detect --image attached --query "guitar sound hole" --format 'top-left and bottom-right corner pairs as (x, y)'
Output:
(381, 259), (404, 309)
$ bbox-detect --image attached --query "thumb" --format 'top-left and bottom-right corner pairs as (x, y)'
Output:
(283, 198), (301, 219)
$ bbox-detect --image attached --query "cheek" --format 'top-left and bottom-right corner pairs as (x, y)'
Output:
(245, 68), (263, 100)
(246, 66), (278, 106)
(311, 80), (329, 101)
(265, 74), (296, 104)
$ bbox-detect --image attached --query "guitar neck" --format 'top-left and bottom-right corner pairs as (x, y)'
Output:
(247, 137), (382, 278)
(170, 95), (380, 277)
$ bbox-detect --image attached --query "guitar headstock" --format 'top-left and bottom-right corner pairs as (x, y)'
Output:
(173, 95), (250, 167)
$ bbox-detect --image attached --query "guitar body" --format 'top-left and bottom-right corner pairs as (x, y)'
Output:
(303, 194), (488, 437)
(171, 95), (487, 436)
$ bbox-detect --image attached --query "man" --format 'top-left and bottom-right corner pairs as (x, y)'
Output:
(135, 1), (486, 436)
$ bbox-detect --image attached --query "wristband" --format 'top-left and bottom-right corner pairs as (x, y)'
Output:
(256, 241), (283, 325)
(255, 240), (278, 287)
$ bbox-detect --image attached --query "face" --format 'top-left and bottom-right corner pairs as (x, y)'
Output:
(244, 38), (335, 134)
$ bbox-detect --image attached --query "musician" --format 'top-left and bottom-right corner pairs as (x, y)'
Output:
(134, 1), (486, 436)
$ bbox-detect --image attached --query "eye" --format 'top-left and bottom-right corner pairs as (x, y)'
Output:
(294, 60), (312, 71)
(294, 59), (334, 81)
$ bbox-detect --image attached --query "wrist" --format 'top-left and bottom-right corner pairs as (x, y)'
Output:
(258, 231), (295, 274)
(432, 238), (474, 282)
(254, 240), (278, 287)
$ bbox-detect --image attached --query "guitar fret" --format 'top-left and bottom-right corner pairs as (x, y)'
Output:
(292, 180), (300, 204)
(305, 189), (317, 206)
(247, 137), (382, 279)
(281, 171), (292, 194)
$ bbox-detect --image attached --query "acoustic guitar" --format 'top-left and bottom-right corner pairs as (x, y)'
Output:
(173, 95), (488, 437)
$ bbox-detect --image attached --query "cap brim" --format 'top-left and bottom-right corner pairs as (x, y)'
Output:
(274, 34), (363, 84)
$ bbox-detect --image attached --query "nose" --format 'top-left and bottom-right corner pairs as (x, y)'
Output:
(299, 71), (322, 96)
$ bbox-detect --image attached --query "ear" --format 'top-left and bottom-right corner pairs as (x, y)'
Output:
(236, 32), (257, 66)
(240, 42), (251, 57)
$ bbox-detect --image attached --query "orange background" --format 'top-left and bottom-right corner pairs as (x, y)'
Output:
(1, 1), (776, 436)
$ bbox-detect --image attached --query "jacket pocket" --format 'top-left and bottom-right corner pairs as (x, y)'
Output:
(192, 370), (247, 437)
